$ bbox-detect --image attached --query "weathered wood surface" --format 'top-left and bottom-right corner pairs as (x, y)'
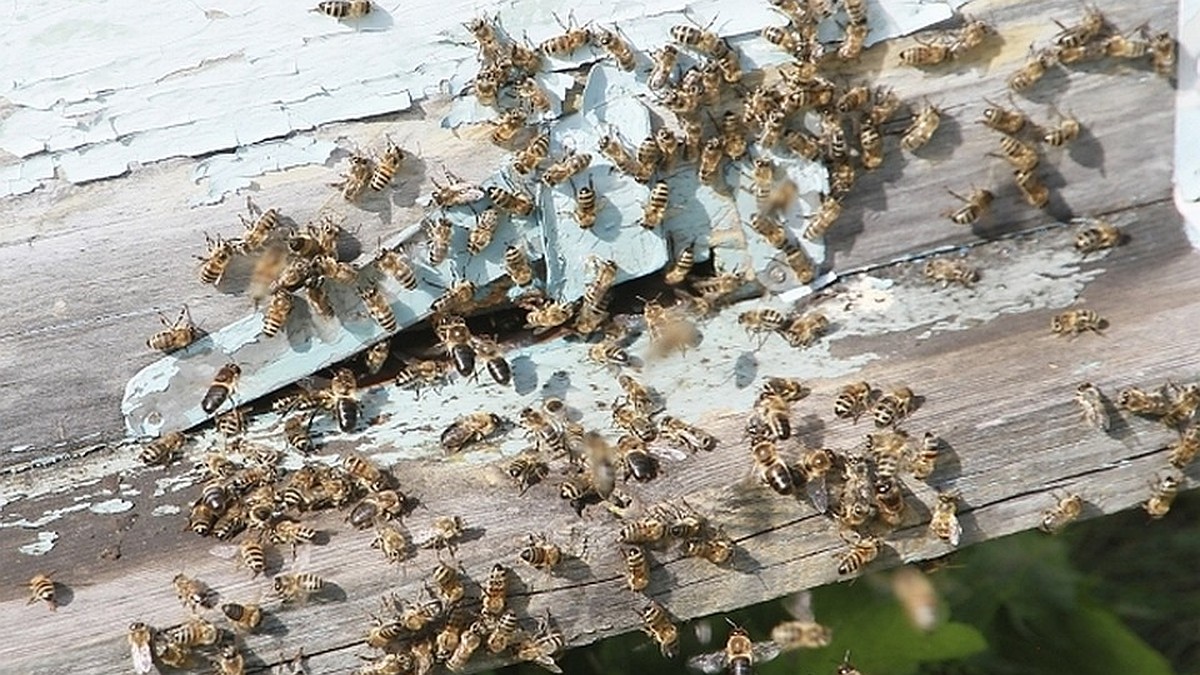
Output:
(0, 0), (1191, 672)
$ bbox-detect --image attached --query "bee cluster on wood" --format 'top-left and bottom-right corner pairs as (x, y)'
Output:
(103, 0), (1185, 673)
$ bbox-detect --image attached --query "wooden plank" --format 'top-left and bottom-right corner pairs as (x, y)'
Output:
(2, 199), (1197, 674)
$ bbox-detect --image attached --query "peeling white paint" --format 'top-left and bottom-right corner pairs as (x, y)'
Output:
(153, 473), (200, 498)
(190, 136), (340, 206)
(152, 504), (182, 517)
(8, 444), (33, 454)
(18, 531), (60, 556)
(89, 498), (135, 514)
(0, 503), (92, 530)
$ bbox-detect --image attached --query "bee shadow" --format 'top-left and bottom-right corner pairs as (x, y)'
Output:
(314, 581), (348, 603)
(511, 355), (539, 395)
(910, 112), (963, 163)
(1035, 162), (1076, 222)
(1066, 123), (1105, 172)
(733, 350), (758, 389)
(49, 582), (75, 609)
(1012, 65), (1072, 105)
(391, 153), (430, 210)
(727, 542), (767, 576)
(539, 368), (573, 399)
(927, 436), (964, 481)
(256, 610), (291, 638)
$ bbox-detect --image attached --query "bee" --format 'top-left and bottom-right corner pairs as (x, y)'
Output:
(714, 40), (742, 83)
(273, 573), (325, 603)
(923, 258), (979, 288)
(670, 22), (721, 53)
(358, 283), (397, 333)
(661, 242), (696, 286)
(693, 137), (724, 186)
(420, 515), (466, 553)
(616, 372), (654, 413)
(781, 312), (828, 349)
(128, 622), (155, 675)
(368, 139), (405, 192)
(1117, 386), (1172, 416)
(899, 40), (951, 67)
(820, 112), (848, 162)
(1014, 168), (1049, 209)
(198, 233), (236, 285)
(681, 530), (735, 565)
(828, 161), (855, 198)
(836, 530), (880, 575)
(476, 562), (510, 617)
(432, 169), (487, 207)
(562, 176), (599, 229)
(621, 545), (652, 592)
(429, 279), (475, 316)
(279, 412), (315, 454)
(598, 134), (634, 171)
(430, 562), (466, 605)
(202, 363), (241, 415)
(1008, 48), (1056, 91)
(156, 640), (193, 670)
(272, 518), (317, 556)
(1169, 424), (1200, 469)
(838, 21), (868, 60)
(748, 212), (788, 250)
(910, 432), (940, 480)
(171, 616), (220, 647)
(1073, 217), (1123, 254)
(781, 242), (817, 284)
(855, 120), (884, 171)
(215, 645), (245, 675)
(640, 601), (680, 658)
(643, 299), (699, 358)
(943, 187), (994, 225)
(1074, 382), (1111, 431)
(1050, 308), (1104, 336)
(781, 128), (821, 160)
(660, 415), (717, 452)
(515, 616), (565, 673)
(1052, 6), (1107, 48)
(188, 501), (219, 536)
(750, 438), (795, 495)
(633, 136), (661, 183)
(508, 38), (544, 72)
(595, 27), (636, 70)
(648, 45), (679, 90)
(771, 591), (833, 651)
(929, 491), (963, 546)
(524, 298), (575, 333)
(336, 154), (374, 201)
(140, 431), (185, 467)
(221, 602), (263, 632)
(588, 340), (629, 369)
(26, 572), (56, 611)
(560, 472), (600, 514)
(763, 24), (803, 56)
(654, 128), (679, 171)
(440, 411), (503, 454)
(901, 101), (941, 152)
(375, 245), (419, 291)
(873, 386), (915, 427)
(542, 152), (592, 186)
(1164, 384), (1200, 429)
(994, 135), (1040, 172)
(1041, 109), (1081, 146)
(867, 86), (902, 127)
(868, 429), (909, 479)
(1150, 31), (1176, 78)
(513, 131), (551, 175)
(519, 532), (562, 571)
(1145, 471), (1182, 519)
(619, 516), (668, 545)
(611, 434), (654, 483)
(371, 522), (408, 564)
(950, 15), (994, 57)
(313, 0), (371, 18)
(464, 15), (501, 61)
(237, 533), (267, 577)
(434, 314), (476, 377)
(257, 289), (294, 338)
(1039, 493), (1084, 534)
(751, 391), (792, 440)
(539, 13), (591, 57)
(322, 368), (359, 433)
(712, 111), (747, 161)
(874, 474), (906, 526)
(173, 573), (211, 611)
(613, 401), (657, 442)
(795, 196), (842, 242)
(473, 335), (511, 386)
(343, 451), (387, 492)
(516, 77), (552, 113)
(488, 611), (521, 653)
(146, 305), (200, 353)
(488, 107), (528, 146)
(978, 97), (1028, 134)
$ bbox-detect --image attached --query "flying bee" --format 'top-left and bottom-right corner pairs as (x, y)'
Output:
(519, 532), (562, 571)
(312, 0), (371, 18)
(514, 131), (550, 175)
(1169, 425), (1200, 470)
(146, 305), (200, 353)
(929, 491), (963, 546)
(994, 135), (1039, 172)
(771, 591), (833, 651)
(128, 622), (155, 675)
(751, 391), (792, 440)
(901, 101), (941, 152)
(1041, 109), (1081, 146)
(221, 602), (263, 632)
(660, 415), (717, 452)
(435, 314), (476, 376)
(781, 312), (828, 349)
(273, 573), (325, 603)
(474, 335), (512, 385)
(488, 611), (521, 653)
(440, 411), (503, 454)
(542, 151), (592, 186)
(1014, 168), (1049, 209)
(27, 572), (56, 611)
(140, 431), (185, 467)
(978, 97), (1028, 134)
(837, 21), (868, 59)
(837, 530), (880, 576)
(640, 601), (679, 658)
(202, 363), (241, 415)
(1008, 48), (1056, 91)
(638, 181), (671, 230)
(899, 40), (951, 67)
(751, 438), (795, 495)
(489, 108), (527, 147)
(173, 573), (211, 611)
(1073, 217), (1123, 254)
(1074, 382), (1111, 431)
(516, 77), (552, 113)
(687, 624), (783, 675)
(595, 27), (636, 70)
(873, 386), (915, 427)
(1144, 471), (1182, 519)
(943, 187), (994, 225)
(1150, 31), (1176, 78)
(539, 12), (591, 57)
(924, 258), (978, 288)
(198, 233), (236, 285)
(1051, 308), (1104, 336)
(643, 299), (699, 358)
(910, 432), (940, 480)
(1039, 493), (1084, 533)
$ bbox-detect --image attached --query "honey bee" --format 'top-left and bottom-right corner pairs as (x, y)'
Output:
(539, 12), (591, 57)
(336, 154), (374, 201)
(420, 515), (466, 553)
(746, 211), (787, 250)
(280, 412), (315, 454)
(515, 615), (566, 673)
(644, 298), (699, 358)
(910, 431), (940, 480)
(781, 312), (828, 349)
(1145, 471), (1182, 519)
(748, 391), (791, 440)
(619, 515), (668, 545)
(215, 645), (245, 675)
(1052, 6), (1107, 48)
(1041, 109), (1081, 146)
(201, 363), (241, 415)
(659, 242), (696, 287)
(1007, 48), (1056, 91)
(516, 77), (552, 114)
(901, 101), (941, 152)
(432, 170), (487, 206)
(198, 233), (236, 285)
(26, 572), (55, 611)
(691, 137), (723, 187)
(322, 367), (359, 433)
(748, 438), (794, 495)
(779, 127), (820, 160)
(838, 22), (868, 60)
(670, 21), (722, 53)
(1072, 382), (1111, 431)
(631, 136), (661, 184)
(473, 335), (511, 386)
(488, 611), (521, 653)
(781, 242), (817, 284)
(173, 573), (211, 611)
(833, 381), (872, 421)
(1150, 31), (1176, 78)
(640, 601), (679, 658)
(899, 39), (952, 67)
(519, 532), (563, 570)
(488, 108), (528, 147)
(929, 491), (963, 546)
(188, 501), (219, 536)
(1050, 308), (1104, 336)
(371, 522), (408, 564)
(993, 135), (1040, 172)
(140, 431), (185, 467)
(689, 624), (784, 674)
(923, 258), (979, 288)
(853, 120), (883, 171)
(828, 160), (855, 198)
(171, 616), (220, 647)
(873, 386), (915, 427)
(220, 602), (262, 633)
(357, 283), (397, 333)
(514, 131), (551, 175)
(343, 451), (388, 491)
(146, 305), (200, 353)
(1167, 423), (1200, 469)
(1039, 493), (1084, 534)
(273, 572), (325, 603)
(977, 96), (1028, 134)
(619, 544), (652, 592)
(313, 0), (371, 18)
(128, 622), (155, 675)
(475, 562), (510, 617)
(1073, 217), (1123, 254)
(272, 518), (317, 556)
(464, 15), (501, 61)
(771, 591), (833, 651)
(375, 245), (419, 291)
(1117, 386), (1171, 416)
(523, 298), (575, 334)
(440, 411), (503, 454)
(542, 151), (592, 186)
(598, 133), (634, 172)
(434, 314), (476, 377)
(950, 15), (994, 57)
(942, 186), (994, 226)
(874, 474), (907, 526)
(611, 401), (656, 442)
(369, 139), (405, 192)
(595, 27), (636, 70)
(836, 530), (880, 575)
(587, 340), (629, 369)
(659, 415), (717, 452)
(257, 289), (293, 338)
(1013, 168), (1049, 209)
(647, 44), (679, 90)
(1164, 384), (1200, 429)
(237, 534), (267, 577)
(430, 562), (466, 605)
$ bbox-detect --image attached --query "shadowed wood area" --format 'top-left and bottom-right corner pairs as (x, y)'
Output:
(0, 0), (1192, 673)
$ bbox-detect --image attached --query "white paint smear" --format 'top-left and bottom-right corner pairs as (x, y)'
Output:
(89, 498), (135, 514)
(18, 531), (60, 556)
(191, 136), (340, 206)
(152, 504), (182, 517)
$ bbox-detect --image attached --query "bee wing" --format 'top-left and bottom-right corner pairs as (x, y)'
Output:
(752, 640), (783, 664)
(647, 441), (689, 463)
(685, 650), (728, 674)
(130, 641), (154, 674)
(530, 655), (563, 674)
(804, 477), (830, 514)
(781, 589), (815, 621)
(947, 516), (963, 547)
